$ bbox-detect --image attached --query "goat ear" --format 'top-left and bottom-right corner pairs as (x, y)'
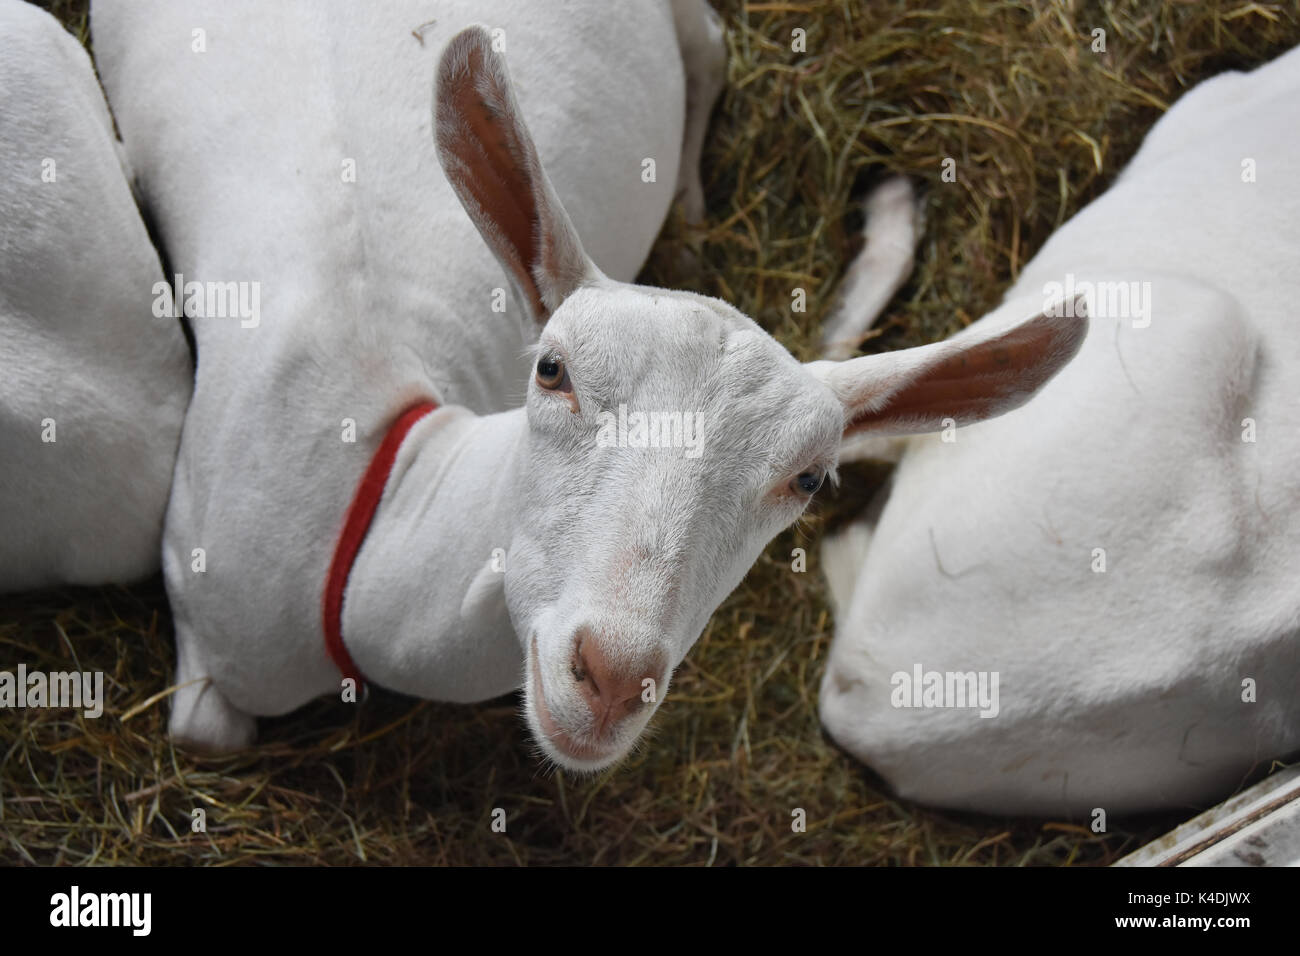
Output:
(808, 299), (1088, 438)
(435, 25), (598, 324)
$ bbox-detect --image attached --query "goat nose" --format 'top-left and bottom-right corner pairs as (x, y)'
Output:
(571, 629), (662, 732)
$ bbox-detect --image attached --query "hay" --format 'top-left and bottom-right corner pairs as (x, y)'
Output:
(6, 0), (1298, 865)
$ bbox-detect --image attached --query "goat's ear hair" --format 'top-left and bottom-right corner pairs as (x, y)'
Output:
(809, 299), (1088, 438)
(435, 24), (598, 324)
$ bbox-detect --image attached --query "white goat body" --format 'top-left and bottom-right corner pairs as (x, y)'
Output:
(93, 0), (1085, 769)
(820, 46), (1300, 816)
(0, 0), (191, 591)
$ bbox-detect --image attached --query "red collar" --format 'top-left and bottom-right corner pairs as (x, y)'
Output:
(323, 400), (438, 690)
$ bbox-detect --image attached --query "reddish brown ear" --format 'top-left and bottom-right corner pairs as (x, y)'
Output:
(812, 301), (1089, 437)
(435, 26), (596, 323)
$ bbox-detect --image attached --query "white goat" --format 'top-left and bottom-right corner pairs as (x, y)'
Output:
(820, 46), (1300, 816)
(0, 0), (191, 591)
(91, 0), (1084, 768)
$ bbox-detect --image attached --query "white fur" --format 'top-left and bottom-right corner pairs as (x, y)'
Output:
(820, 176), (923, 361)
(0, 0), (191, 591)
(91, 0), (1083, 767)
(820, 46), (1300, 816)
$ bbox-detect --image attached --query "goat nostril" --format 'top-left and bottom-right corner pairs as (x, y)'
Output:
(571, 647), (600, 695)
(572, 627), (664, 723)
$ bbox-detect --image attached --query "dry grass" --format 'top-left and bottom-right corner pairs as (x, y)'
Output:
(5, 0), (1299, 866)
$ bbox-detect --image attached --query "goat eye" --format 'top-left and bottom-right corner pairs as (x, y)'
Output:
(793, 470), (825, 496)
(536, 354), (566, 389)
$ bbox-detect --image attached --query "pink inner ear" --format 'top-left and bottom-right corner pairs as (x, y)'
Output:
(439, 39), (545, 320)
(844, 316), (1081, 435)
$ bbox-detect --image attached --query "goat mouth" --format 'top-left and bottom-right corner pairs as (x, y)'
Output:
(528, 636), (618, 767)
